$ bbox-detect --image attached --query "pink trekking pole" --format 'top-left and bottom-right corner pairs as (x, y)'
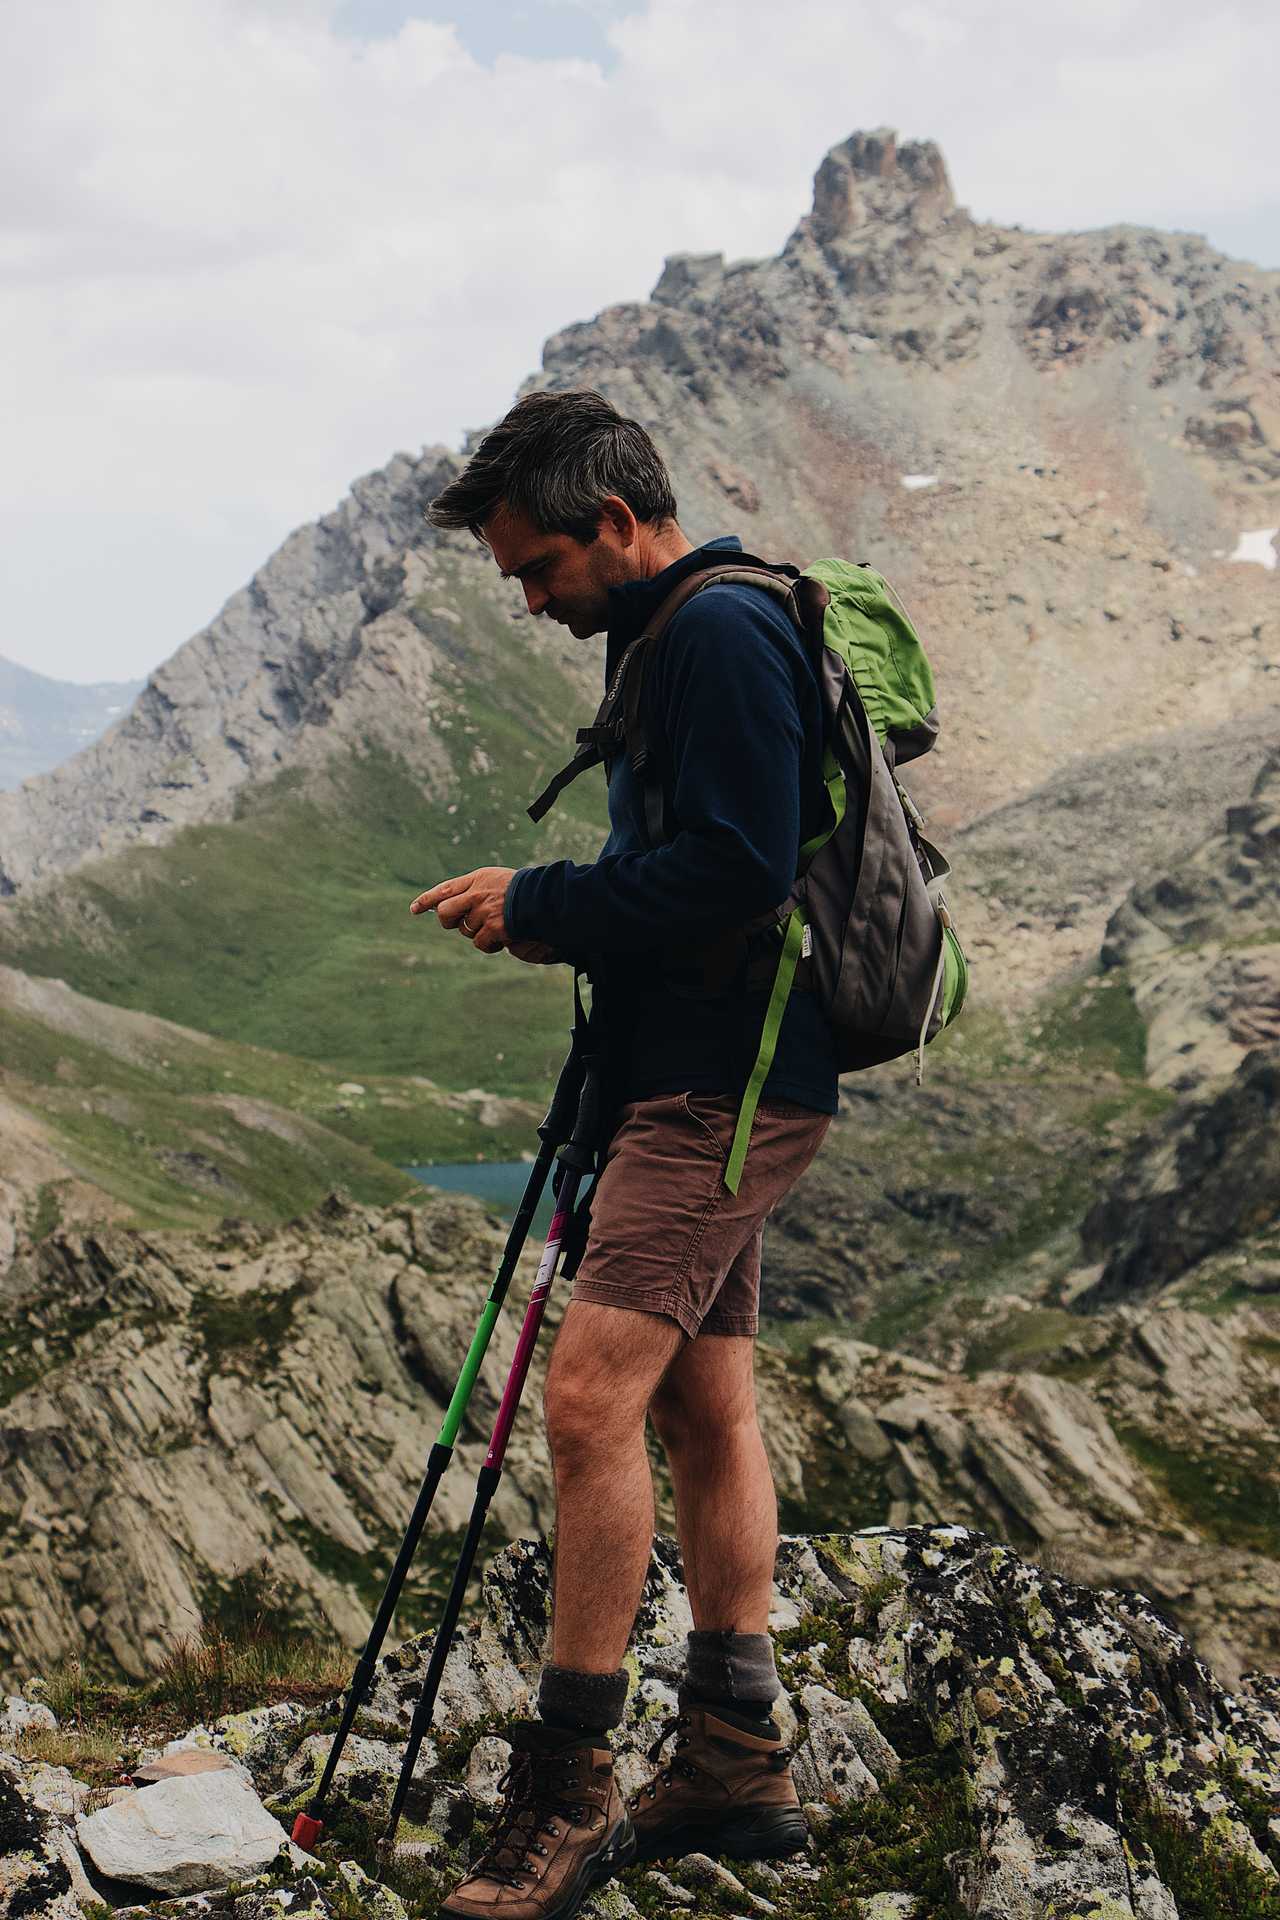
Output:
(379, 1052), (604, 1854)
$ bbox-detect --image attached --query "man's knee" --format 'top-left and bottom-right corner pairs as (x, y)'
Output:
(545, 1302), (684, 1468)
(545, 1352), (644, 1468)
(649, 1371), (754, 1457)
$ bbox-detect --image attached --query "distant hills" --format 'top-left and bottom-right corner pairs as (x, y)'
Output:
(0, 653), (141, 792)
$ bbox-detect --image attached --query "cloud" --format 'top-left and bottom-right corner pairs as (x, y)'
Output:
(2, 0), (1277, 680)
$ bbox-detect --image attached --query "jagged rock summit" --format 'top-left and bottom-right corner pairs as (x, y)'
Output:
(1, 125), (1275, 901)
(801, 127), (958, 246)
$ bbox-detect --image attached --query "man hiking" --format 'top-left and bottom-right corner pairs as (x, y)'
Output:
(411, 390), (841, 1919)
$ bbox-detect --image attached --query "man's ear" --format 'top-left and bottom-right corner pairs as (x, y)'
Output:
(597, 495), (639, 548)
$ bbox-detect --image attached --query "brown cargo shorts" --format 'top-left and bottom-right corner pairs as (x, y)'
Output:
(570, 1091), (831, 1339)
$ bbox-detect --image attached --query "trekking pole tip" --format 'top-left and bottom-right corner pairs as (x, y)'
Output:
(291, 1811), (323, 1851)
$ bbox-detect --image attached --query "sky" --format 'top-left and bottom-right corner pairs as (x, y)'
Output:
(3, 0), (1278, 684)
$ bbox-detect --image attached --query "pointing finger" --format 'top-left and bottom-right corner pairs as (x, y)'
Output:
(410, 873), (475, 916)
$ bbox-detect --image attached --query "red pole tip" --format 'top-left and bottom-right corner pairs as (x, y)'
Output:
(292, 1812), (323, 1852)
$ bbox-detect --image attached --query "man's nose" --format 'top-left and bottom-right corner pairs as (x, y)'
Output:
(523, 580), (550, 616)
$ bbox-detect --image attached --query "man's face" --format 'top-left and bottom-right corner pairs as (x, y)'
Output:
(483, 503), (634, 639)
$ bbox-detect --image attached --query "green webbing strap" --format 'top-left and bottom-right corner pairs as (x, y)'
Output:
(802, 745), (846, 858)
(724, 907), (806, 1196)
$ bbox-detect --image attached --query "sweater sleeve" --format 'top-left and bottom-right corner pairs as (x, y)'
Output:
(506, 589), (805, 954)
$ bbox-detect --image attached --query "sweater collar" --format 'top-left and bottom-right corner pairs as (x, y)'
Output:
(604, 535), (743, 676)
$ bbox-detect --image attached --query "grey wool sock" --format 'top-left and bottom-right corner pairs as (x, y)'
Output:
(685, 1629), (780, 1719)
(538, 1663), (630, 1736)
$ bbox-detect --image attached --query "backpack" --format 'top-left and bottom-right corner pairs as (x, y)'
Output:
(528, 552), (968, 1191)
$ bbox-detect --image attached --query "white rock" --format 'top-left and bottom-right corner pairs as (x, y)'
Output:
(644, 1869), (695, 1906)
(465, 1733), (513, 1812)
(0, 1694), (57, 1738)
(855, 1897), (922, 1919)
(1229, 527), (1278, 569)
(20, 1761), (91, 1821)
(211, 1701), (312, 1766)
(0, 1755), (95, 1917)
(677, 1852), (746, 1893)
(76, 1768), (300, 1894)
(792, 1685), (885, 1805)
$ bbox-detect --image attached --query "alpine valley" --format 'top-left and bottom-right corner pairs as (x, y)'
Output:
(1, 129), (1279, 1920)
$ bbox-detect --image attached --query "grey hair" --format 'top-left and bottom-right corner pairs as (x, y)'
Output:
(426, 390), (678, 542)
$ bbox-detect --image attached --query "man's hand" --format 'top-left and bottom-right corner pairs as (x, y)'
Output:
(410, 867), (516, 955)
(508, 940), (561, 966)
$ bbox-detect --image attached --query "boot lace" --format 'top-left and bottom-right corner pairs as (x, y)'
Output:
(470, 1751), (590, 1891)
(629, 1711), (698, 1806)
(628, 1709), (793, 1808)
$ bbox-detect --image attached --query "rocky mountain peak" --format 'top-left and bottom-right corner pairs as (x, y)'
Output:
(802, 126), (957, 246)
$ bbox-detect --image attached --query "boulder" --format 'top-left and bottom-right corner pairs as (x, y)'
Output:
(76, 1768), (300, 1894)
(0, 1696), (56, 1740)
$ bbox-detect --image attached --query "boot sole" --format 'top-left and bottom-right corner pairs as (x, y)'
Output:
(633, 1805), (809, 1864)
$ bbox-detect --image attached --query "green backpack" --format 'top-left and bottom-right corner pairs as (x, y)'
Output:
(529, 552), (968, 1191)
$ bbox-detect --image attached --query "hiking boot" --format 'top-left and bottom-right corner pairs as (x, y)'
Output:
(441, 1722), (636, 1919)
(628, 1697), (808, 1863)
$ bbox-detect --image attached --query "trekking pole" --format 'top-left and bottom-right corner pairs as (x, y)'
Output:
(377, 1053), (604, 1858)
(291, 1041), (587, 1852)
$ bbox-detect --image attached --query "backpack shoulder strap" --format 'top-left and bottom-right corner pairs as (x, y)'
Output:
(526, 556), (813, 828)
(628, 560), (821, 845)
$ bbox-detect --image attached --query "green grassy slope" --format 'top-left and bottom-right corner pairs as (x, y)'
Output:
(0, 993), (424, 1234)
(0, 576), (610, 1140)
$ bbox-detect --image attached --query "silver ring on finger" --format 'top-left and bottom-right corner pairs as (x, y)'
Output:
(461, 914), (477, 935)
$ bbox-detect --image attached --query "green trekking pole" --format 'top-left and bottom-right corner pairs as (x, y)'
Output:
(292, 1040), (586, 1853)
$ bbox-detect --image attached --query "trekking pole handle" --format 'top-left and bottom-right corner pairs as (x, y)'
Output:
(557, 1053), (604, 1175)
(538, 1038), (587, 1147)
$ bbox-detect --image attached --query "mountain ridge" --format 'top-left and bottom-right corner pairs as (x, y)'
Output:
(1, 127), (1275, 903)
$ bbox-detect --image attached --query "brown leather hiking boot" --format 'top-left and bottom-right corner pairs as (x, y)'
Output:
(628, 1698), (808, 1863)
(441, 1722), (636, 1919)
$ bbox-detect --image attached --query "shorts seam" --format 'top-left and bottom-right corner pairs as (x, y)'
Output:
(671, 1094), (730, 1288)
(572, 1276), (700, 1340)
(701, 1313), (758, 1337)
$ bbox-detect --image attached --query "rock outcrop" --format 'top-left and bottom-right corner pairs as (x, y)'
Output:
(1079, 1043), (1280, 1303)
(3, 1187), (1278, 1692)
(1102, 746), (1280, 1092)
(4, 1529), (1278, 1917)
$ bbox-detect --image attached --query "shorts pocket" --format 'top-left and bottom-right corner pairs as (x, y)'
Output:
(678, 1092), (735, 1161)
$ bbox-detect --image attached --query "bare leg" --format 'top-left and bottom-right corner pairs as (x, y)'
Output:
(648, 1334), (776, 1632)
(543, 1300), (685, 1669)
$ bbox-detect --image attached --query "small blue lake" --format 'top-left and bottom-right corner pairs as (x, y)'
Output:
(404, 1160), (557, 1235)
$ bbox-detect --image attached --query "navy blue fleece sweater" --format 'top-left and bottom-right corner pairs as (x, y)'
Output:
(505, 538), (839, 1112)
